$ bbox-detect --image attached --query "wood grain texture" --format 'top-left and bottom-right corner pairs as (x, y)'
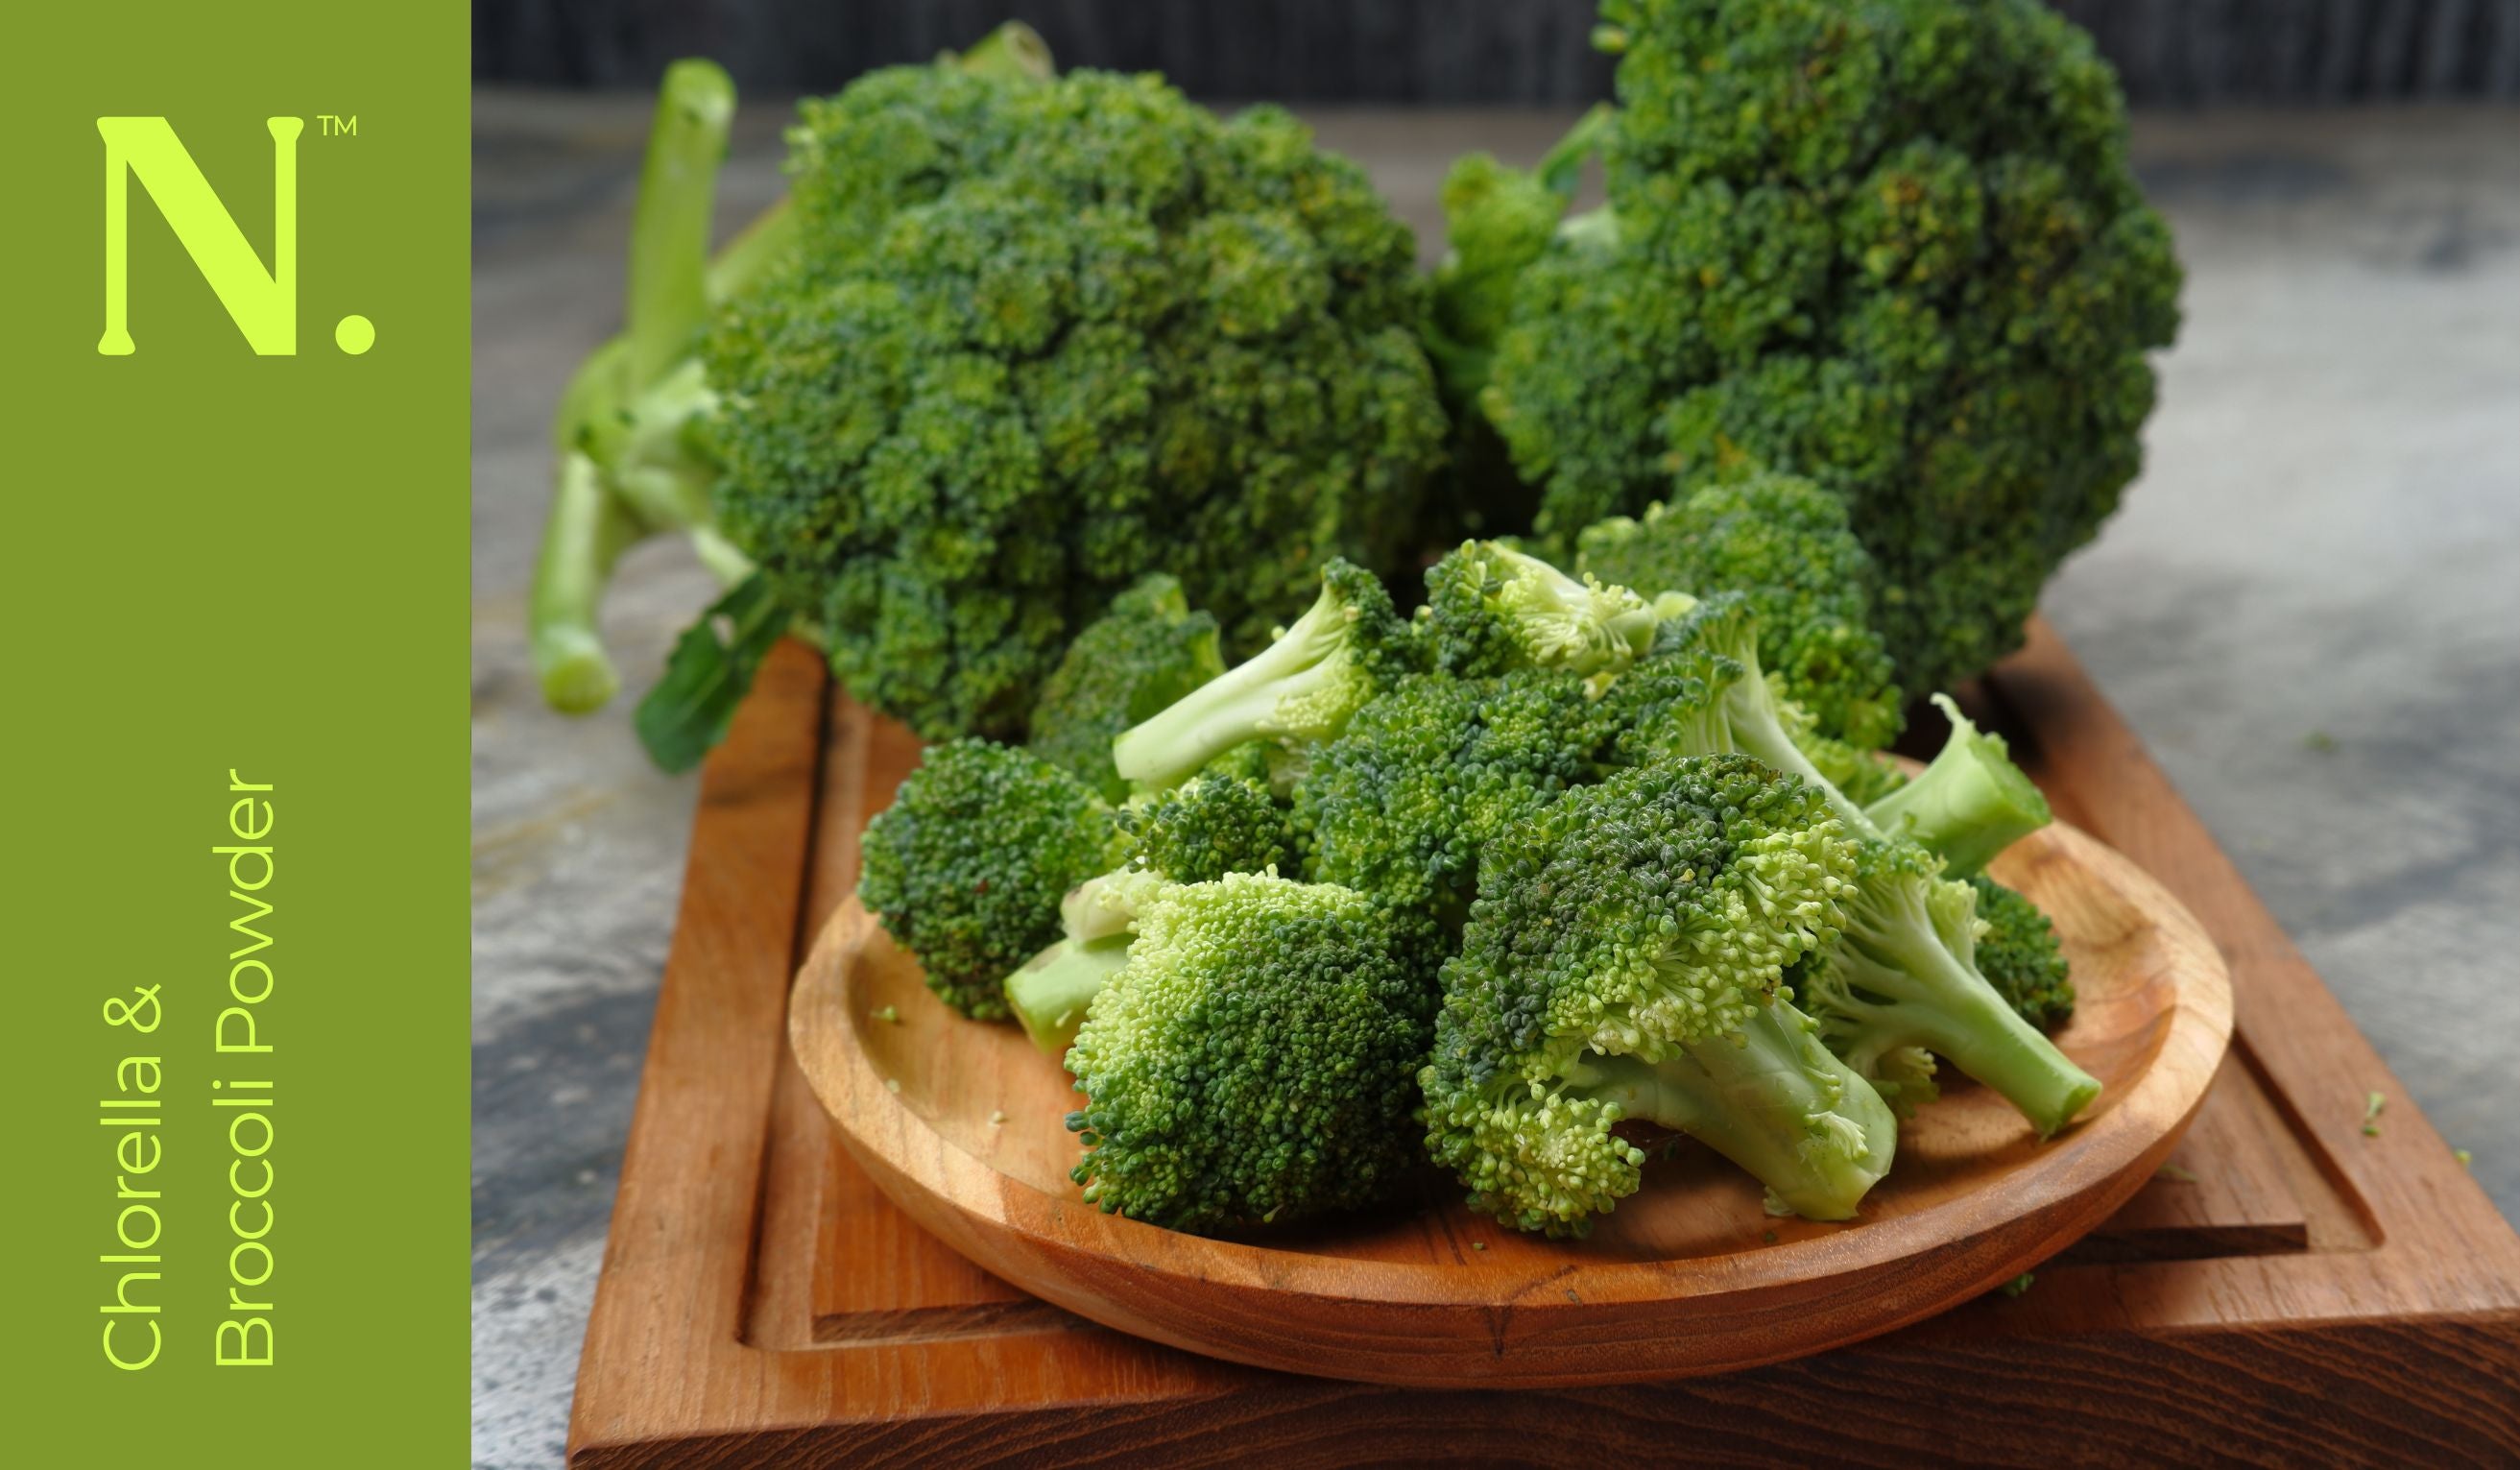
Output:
(567, 622), (2520, 1465)
(785, 815), (2234, 1386)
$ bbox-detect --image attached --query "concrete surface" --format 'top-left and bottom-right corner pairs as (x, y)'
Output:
(470, 96), (2520, 1467)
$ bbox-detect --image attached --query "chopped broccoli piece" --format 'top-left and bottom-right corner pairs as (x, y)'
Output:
(1576, 474), (1903, 749)
(1867, 695), (2052, 878)
(1003, 773), (1296, 1054)
(1112, 561), (1420, 794)
(1801, 842), (2100, 1137)
(1028, 574), (1225, 802)
(857, 739), (1126, 1019)
(1419, 541), (1662, 681)
(1970, 874), (2075, 1031)
(1065, 873), (1433, 1233)
(1421, 755), (1895, 1235)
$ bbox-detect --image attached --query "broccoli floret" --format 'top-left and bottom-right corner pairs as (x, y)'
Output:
(706, 61), (1448, 740)
(1970, 874), (2075, 1031)
(1112, 561), (1421, 794)
(1295, 669), (1620, 929)
(1479, 0), (2181, 696)
(1800, 841), (2100, 1136)
(857, 739), (1128, 1020)
(1064, 873), (1434, 1233)
(1576, 474), (1903, 748)
(1028, 574), (1225, 803)
(1424, 106), (1613, 415)
(1418, 542), (1662, 682)
(1866, 695), (2052, 878)
(1002, 773), (1297, 1053)
(1421, 756), (1896, 1234)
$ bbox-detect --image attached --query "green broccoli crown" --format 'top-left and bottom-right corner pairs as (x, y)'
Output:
(1485, 0), (2181, 695)
(1969, 873), (2075, 1031)
(1123, 772), (1296, 884)
(858, 739), (1128, 1019)
(1294, 668), (1620, 920)
(1064, 873), (1434, 1233)
(708, 66), (1448, 739)
(1112, 559), (1422, 793)
(1422, 755), (1865, 1232)
(1577, 473), (1904, 748)
(1419, 541), (1662, 681)
(1028, 574), (1226, 803)
(1802, 838), (2099, 1135)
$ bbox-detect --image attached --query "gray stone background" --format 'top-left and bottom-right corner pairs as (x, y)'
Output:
(470, 97), (2520, 1468)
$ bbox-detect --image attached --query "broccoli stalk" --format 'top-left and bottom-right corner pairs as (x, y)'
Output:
(1004, 933), (1130, 1054)
(1866, 695), (2053, 879)
(1558, 1000), (1898, 1221)
(1804, 845), (2100, 1137)
(1112, 562), (1412, 794)
(1657, 594), (1888, 840)
(530, 59), (782, 714)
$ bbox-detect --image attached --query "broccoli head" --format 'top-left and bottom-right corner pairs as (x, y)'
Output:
(1003, 771), (1297, 1054)
(707, 63), (1447, 739)
(1064, 873), (1434, 1233)
(1112, 560), (1421, 794)
(1479, 0), (2181, 695)
(1296, 669), (1620, 928)
(857, 739), (1127, 1019)
(1576, 473), (1903, 748)
(1418, 542), (1663, 682)
(1970, 873), (2076, 1031)
(1421, 755), (1895, 1234)
(1028, 574), (1225, 802)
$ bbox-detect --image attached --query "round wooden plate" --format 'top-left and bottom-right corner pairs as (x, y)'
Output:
(789, 818), (2231, 1386)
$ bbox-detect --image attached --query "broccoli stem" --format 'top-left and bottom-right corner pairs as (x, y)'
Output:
(531, 452), (646, 711)
(1720, 678), (1886, 842)
(1535, 104), (1614, 201)
(627, 60), (736, 387)
(1864, 694), (2052, 877)
(1566, 1001), (1897, 1221)
(1005, 934), (1130, 1055)
(948, 21), (1056, 83)
(1836, 915), (2100, 1138)
(1112, 582), (1357, 793)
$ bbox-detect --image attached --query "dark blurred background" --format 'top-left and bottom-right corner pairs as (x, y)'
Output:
(475, 0), (2520, 102)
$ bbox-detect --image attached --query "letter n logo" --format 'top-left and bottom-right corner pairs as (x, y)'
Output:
(97, 117), (302, 355)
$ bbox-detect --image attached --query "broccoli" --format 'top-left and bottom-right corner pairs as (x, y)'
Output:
(857, 739), (1126, 1020)
(1800, 841), (2100, 1136)
(705, 57), (1448, 741)
(1418, 542), (1663, 682)
(1064, 873), (1434, 1232)
(1970, 873), (2075, 1031)
(1027, 574), (1225, 803)
(1475, 0), (2181, 696)
(528, 30), (1047, 731)
(1295, 668), (1621, 944)
(1807, 735), (1910, 808)
(1420, 755), (1896, 1234)
(1111, 561), (1421, 795)
(1866, 695), (2052, 879)
(1576, 474), (1903, 749)
(1003, 773), (1295, 1053)
(532, 27), (1450, 762)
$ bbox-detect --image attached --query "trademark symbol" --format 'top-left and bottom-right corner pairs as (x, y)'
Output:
(319, 113), (357, 137)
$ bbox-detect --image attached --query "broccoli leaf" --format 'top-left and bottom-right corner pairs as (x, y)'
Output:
(635, 572), (788, 773)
